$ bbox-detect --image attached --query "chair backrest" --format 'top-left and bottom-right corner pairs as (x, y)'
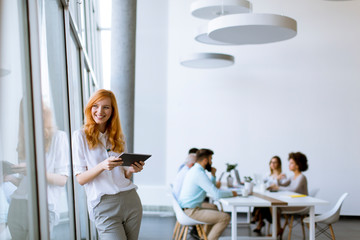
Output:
(169, 187), (207, 226)
(318, 193), (348, 225)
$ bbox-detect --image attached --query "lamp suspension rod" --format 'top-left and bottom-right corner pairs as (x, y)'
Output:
(221, 0), (224, 15)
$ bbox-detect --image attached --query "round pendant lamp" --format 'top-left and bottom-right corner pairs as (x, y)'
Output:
(191, 0), (251, 20)
(195, 25), (233, 45)
(208, 13), (297, 44)
(180, 53), (234, 68)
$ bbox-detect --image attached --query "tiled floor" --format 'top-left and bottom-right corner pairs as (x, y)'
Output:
(139, 213), (360, 240)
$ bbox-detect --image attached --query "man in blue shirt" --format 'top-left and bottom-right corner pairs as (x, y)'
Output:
(178, 149), (237, 240)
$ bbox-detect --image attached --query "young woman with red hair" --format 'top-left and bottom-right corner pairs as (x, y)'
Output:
(72, 89), (145, 239)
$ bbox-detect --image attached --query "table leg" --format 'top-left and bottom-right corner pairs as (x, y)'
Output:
(309, 206), (315, 240)
(247, 207), (251, 223)
(272, 206), (277, 239)
(232, 206), (237, 240)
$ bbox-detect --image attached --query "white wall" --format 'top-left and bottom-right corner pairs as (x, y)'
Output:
(135, 0), (360, 215)
(134, 0), (168, 188)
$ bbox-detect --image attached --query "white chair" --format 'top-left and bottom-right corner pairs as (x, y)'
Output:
(170, 191), (209, 240)
(281, 189), (320, 240)
(303, 193), (348, 240)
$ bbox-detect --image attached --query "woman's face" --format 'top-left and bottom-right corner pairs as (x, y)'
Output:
(91, 97), (112, 127)
(270, 158), (279, 170)
(288, 159), (299, 172)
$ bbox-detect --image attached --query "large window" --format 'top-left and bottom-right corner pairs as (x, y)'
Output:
(1, 0), (102, 239)
(43, 0), (75, 239)
(0, 0), (37, 239)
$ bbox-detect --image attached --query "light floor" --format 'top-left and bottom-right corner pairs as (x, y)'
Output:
(139, 213), (360, 240)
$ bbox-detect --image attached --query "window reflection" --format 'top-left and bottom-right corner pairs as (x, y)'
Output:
(43, 1), (74, 239)
(42, 104), (70, 238)
(1, 0), (101, 238)
(0, 0), (32, 239)
(5, 102), (70, 239)
(5, 101), (31, 240)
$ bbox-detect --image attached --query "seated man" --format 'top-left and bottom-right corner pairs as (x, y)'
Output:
(173, 153), (196, 199)
(178, 149), (237, 240)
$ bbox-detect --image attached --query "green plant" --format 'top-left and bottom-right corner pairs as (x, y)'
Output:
(244, 176), (253, 182)
(226, 163), (237, 172)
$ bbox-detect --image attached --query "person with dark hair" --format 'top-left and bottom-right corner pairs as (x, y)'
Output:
(178, 149), (237, 240)
(177, 147), (198, 172)
(188, 148), (198, 154)
(268, 152), (309, 237)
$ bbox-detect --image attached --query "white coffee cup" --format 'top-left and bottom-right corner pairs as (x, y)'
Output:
(242, 188), (248, 197)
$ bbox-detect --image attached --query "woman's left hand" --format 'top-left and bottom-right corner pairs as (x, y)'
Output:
(128, 161), (145, 173)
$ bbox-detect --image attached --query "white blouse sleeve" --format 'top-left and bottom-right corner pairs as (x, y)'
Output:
(72, 130), (87, 175)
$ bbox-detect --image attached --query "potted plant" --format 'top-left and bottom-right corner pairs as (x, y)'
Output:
(225, 163), (237, 188)
(244, 176), (254, 194)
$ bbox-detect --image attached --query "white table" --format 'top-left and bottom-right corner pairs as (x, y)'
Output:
(219, 191), (328, 240)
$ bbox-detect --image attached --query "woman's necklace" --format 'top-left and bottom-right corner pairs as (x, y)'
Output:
(99, 133), (111, 157)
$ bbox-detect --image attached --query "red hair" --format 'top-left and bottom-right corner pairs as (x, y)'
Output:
(84, 89), (125, 153)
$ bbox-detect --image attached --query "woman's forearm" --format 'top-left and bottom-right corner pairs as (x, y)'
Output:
(278, 178), (290, 186)
(76, 164), (105, 185)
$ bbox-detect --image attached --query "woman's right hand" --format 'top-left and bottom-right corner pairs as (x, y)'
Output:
(100, 156), (123, 171)
(76, 156), (123, 185)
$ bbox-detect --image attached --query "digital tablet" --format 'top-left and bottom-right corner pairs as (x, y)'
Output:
(116, 153), (151, 166)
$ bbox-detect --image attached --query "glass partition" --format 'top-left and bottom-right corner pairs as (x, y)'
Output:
(1, 0), (102, 239)
(43, 0), (75, 239)
(0, 0), (36, 239)
(68, 28), (91, 240)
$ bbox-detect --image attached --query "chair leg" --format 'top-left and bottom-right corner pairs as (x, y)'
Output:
(200, 225), (208, 240)
(196, 225), (203, 238)
(283, 214), (289, 233)
(182, 226), (189, 240)
(178, 225), (185, 240)
(173, 221), (180, 240)
(300, 215), (306, 239)
(287, 215), (294, 240)
(329, 224), (336, 240)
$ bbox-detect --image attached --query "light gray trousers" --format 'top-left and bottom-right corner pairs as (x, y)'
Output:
(93, 189), (143, 240)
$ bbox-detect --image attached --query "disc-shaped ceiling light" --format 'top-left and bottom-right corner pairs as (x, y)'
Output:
(208, 13), (297, 44)
(180, 53), (234, 68)
(195, 25), (233, 45)
(191, 0), (251, 20)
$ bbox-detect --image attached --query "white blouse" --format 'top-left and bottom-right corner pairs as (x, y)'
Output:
(72, 129), (136, 220)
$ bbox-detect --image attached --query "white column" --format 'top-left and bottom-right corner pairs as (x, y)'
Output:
(110, 0), (137, 152)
